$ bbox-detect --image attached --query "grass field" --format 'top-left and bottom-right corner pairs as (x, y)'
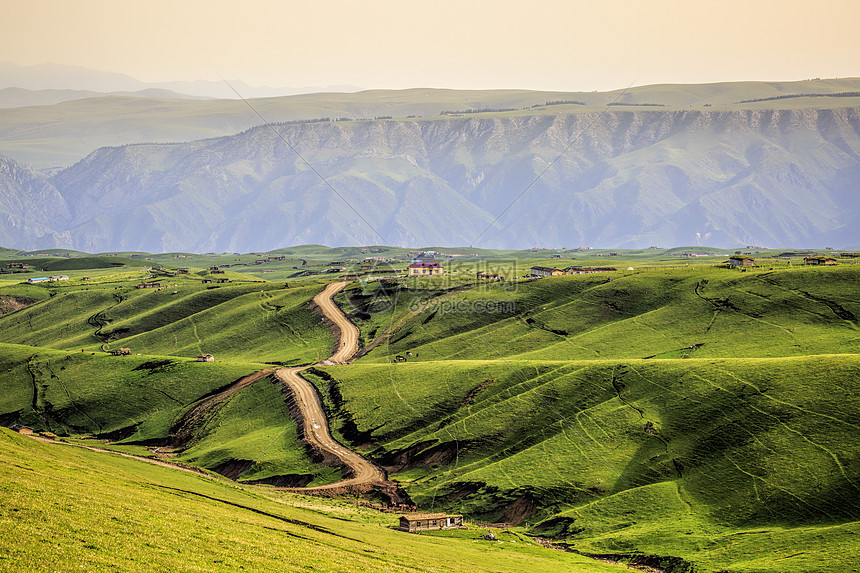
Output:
(0, 252), (858, 571)
(340, 264), (860, 363)
(306, 354), (860, 572)
(0, 429), (615, 572)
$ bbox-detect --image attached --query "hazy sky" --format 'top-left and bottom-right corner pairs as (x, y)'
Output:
(4, 0), (859, 91)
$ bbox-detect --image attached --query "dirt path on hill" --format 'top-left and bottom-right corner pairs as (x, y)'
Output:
(274, 367), (386, 489)
(312, 281), (360, 364)
(28, 281), (400, 500)
(274, 281), (395, 495)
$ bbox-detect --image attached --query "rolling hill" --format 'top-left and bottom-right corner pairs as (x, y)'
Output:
(0, 428), (607, 572)
(0, 252), (858, 571)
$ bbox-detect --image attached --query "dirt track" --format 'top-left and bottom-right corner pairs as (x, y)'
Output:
(312, 281), (360, 365)
(275, 281), (389, 492)
(31, 281), (391, 496)
(275, 367), (386, 490)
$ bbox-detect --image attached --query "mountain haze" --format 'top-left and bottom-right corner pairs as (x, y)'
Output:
(0, 80), (859, 251)
(0, 106), (855, 251)
(0, 62), (358, 101)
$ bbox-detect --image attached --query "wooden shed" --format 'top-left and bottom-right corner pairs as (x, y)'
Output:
(729, 256), (755, 267)
(398, 513), (463, 533)
(9, 424), (34, 435)
(804, 256), (837, 265)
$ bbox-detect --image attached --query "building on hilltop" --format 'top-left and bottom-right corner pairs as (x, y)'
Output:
(530, 266), (563, 277)
(729, 256), (756, 267)
(804, 256), (837, 265)
(398, 513), (463, 533)
(196, 354), (215, 362)
(408, 262), (444, 276)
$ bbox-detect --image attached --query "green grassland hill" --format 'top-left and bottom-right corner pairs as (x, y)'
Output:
(0, 429), (612, 572)
(1, 253), (858, 571)
(298, 262), (860, 571)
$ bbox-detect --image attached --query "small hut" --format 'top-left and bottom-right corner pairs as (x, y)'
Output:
(804, 256), (837, 265)
(196, 354), (215, 362)
(398, 513), (463, 533)
(729, 256), (755, 267)
(9, 424), (34, 435)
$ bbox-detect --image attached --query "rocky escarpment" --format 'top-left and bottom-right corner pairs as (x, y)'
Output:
(0, 155), (71, 249)
(3, 106), (860, 251)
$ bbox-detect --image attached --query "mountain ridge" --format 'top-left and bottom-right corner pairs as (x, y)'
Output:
(1, 103), (858, 251)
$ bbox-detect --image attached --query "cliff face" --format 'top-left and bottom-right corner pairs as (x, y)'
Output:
(5, 107), (860, 251)
(0, 155), (70, 250)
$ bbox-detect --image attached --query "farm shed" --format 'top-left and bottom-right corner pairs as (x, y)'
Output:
(398, 513), (463, 533)
(804, 257), (837, 265)
(729, 257), (755, 267)
(9, 424), (34, 435)
(530, 266), (563, 277)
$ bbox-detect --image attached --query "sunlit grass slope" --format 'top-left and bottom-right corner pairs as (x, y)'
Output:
(343, 265), (860, 362)
(0, 429), (615, 572)
(175, 375), (345, 486)
(0, 342), (265, 439)
(308, 354), (860, 572)
(0, 281), (334, 363)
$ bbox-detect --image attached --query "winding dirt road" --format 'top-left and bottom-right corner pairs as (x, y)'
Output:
(274, 281), (388, 492)
(312, 281), (360, 365)
(30, 280), (391, 496)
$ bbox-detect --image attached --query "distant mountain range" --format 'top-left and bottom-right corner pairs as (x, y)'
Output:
(0, 62), (361, 100)
(0, 74), (858, 251)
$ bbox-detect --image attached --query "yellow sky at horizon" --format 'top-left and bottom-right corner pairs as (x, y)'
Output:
(3, 0), (859, 91)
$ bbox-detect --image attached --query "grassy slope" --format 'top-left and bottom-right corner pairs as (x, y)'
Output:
(175, 374), (345, 486)
(111, 284), (333, 363)
(0, 279), (334, 363)
(344, 265), (860, 362)
(0, 429), (613, 572)
(0, 342), (265, 438)
(2, 259), (858, 571)
(299, 264), (860, 571)
(0, 274), (338, 482)
(308, 354), (860, 572)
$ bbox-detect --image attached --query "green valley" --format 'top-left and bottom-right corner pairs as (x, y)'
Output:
(0, 248), (858, 571)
